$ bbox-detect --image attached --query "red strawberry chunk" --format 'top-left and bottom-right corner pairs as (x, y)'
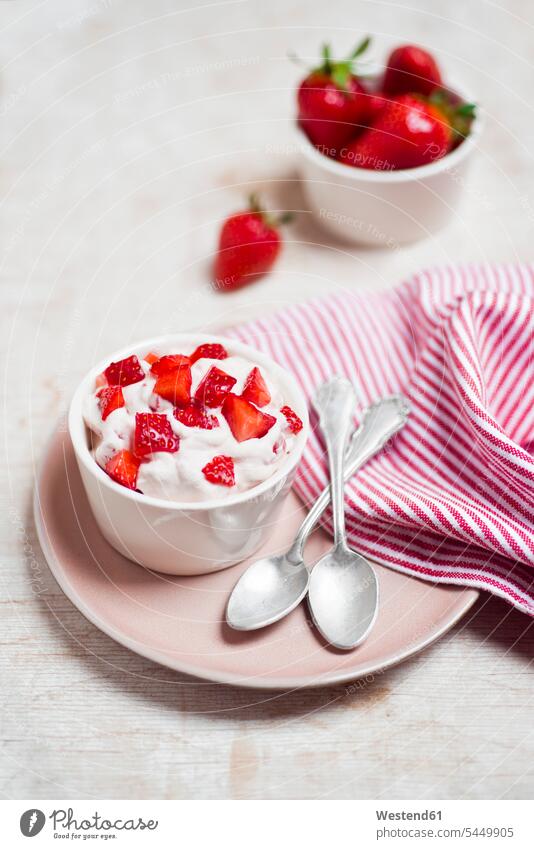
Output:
(97, 386), (124, 421)
(104, 355), (145, 387)
(174, 404), (219, 429)
(105, 450), (140, 490)
(150, 354), (190, 376)
(194, 366), (236, 408)
(153, 364), (192, 406)
(241, 367), (271, 407)
(222, 393), (276, 442)
(134, 413), (180, 457)
(202, 455), (235, 487)
(190, 343), (228, 364)
(280, 405), (303, 434)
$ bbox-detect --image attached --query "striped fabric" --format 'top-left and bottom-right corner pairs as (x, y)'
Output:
(229, 264), (534, 616)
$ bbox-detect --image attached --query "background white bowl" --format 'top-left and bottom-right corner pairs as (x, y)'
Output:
(68, 333), (309, 576)
(297, 83), (481, 246)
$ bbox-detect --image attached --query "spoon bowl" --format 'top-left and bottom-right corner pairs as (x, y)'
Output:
(306, 377), (380, 650)
(308, 545), (379, 649)
(226, 554), (309, 631)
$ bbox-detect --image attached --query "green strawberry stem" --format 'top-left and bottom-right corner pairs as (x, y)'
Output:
(248, 194), (294, 228)
(429, 90), (477, 140)
(289, 35), (372, 92)
(320, 36), (372, 90)
(321, 43), (333, 73)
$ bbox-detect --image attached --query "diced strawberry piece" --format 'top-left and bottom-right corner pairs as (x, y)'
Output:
(241, 367), (271, 407)
(174, 404), (219, 429)
(194, 366), (236, 408)
(134, 413), (180, 457)
(190, 343), (228, 364)
(144, 351), (159, 365)
(280, 405), (303, 434)
(95, 372), (107, 389)
(153, 364), (192, 406)
(105, 450), (140, 490)
(97, 386), (125, 421)
(222, 393), (276, 442)
(202, 455), (235, 487)
(150, 354), (190, 376)
(104, 355), (145, 387)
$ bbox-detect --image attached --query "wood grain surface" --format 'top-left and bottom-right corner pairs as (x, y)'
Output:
(1, 0), (533, 800)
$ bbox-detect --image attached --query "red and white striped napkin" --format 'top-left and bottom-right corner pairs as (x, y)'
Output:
(229, 264), (534, 616)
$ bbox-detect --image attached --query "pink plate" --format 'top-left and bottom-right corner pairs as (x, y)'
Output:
(34, 428), (479, 689)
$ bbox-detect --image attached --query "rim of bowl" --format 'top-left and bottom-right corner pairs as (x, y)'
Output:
(297, 80), (482, 183)
(68, 332), (310, 512)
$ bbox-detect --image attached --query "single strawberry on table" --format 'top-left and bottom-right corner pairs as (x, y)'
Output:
(213, 195), (290, 292)
(296, 38), (373, 151)
(338, 92), (475, 171)
(383, 44), (442, 97)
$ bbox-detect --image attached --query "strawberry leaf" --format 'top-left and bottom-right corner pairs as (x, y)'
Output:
(321, 42), (332, 71)
(331, 61), (352, 91)
(348, 35), (371, 60)
(429, 90), (477, 142)
(457, 102), (477, 117)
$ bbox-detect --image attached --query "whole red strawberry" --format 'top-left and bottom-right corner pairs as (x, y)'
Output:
(338, 93), (453, 171)
(383, 44), (442, 97)
(296, 38), (372, 152)
(214, 195), (290, 292)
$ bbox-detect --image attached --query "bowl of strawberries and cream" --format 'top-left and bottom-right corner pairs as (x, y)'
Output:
(69, 334), (308, 576)
(295, 39), (480, 245)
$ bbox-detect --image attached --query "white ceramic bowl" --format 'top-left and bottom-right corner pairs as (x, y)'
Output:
(297, 83), (481, 246)
(68, 333), (309, 576)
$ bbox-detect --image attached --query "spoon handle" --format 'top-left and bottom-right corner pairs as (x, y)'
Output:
(289, 394), (409, 561)
(312, 378), (357, 550)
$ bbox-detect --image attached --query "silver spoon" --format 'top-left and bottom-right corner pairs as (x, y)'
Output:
(308, 378), (379, 650)
(226, 392), (409, 632)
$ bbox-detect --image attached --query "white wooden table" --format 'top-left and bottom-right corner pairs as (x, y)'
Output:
(1, 0), (533, 800)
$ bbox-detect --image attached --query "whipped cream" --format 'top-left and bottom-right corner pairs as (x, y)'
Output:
(83, 347), (302, 502)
